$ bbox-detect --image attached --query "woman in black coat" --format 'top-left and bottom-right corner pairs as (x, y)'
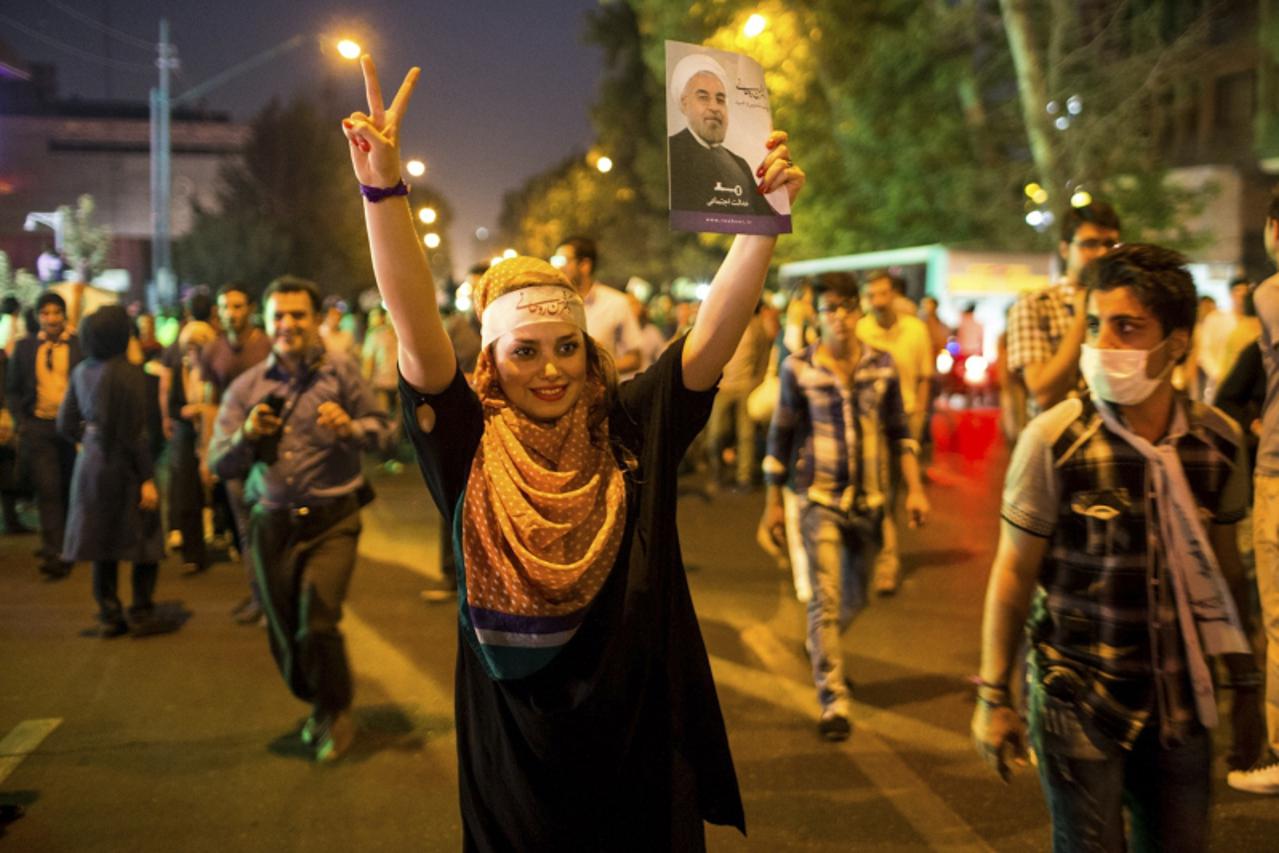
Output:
(58, 306), (165, 637)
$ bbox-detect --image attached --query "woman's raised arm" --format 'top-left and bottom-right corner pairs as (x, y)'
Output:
(342, 56), (456, 394)
(681, 131), (805, 391)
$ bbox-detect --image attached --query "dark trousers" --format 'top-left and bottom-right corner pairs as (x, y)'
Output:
(21, 418), (75, 562)
(250, 500), (360, 715)
(1028, 676), (1211, 852)
(93, 560), (158, 623)
(167, 420), (206, 568)
(223, 478), (259, 604)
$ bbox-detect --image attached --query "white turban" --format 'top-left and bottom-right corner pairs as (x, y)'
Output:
(669, 53), (730, 104)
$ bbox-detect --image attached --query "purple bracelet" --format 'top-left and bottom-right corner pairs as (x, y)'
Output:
(360, 179), (409, 203)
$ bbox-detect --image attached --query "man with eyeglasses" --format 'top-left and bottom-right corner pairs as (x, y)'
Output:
(759, 271), (929, 742)
(5, 292), (82, 578)
(1007, 201), (1121, 422)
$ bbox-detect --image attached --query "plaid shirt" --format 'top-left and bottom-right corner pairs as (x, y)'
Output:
(763, 344), (913, 513)
(1005, 280), (1088, 417)
(1003, 395), (1248, 749)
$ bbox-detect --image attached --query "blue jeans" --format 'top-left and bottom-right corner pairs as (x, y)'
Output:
(799, 502), (879, 714)
(1028, 680), (1211, 852)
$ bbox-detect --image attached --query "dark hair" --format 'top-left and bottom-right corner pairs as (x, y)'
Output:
(1268, 185), (1279, 222)
(559, 236), (598, 269)
(185, 287), (214, 322)
(1, 295), (19, 315)
(812, 271), (860, 303)
(467, 262), (490, 278)
(1243, 288), (1257, 318)
(1081, 243), (1197, 339)
(864, 270), (906, 296)
(263, 275), (323, 313)
(1060, 200), (1121, 245)
(216, 281), (252, 302)
(36, 291), (67, 314)
(82, 305), (131, 361)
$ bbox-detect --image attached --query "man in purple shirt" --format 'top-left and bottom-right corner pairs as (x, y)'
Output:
(201, 283), (272, 624)
(208, 275), (389, 763)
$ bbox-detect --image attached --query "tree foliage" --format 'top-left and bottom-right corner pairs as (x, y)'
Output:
(59, 194), (112, 280)
(0, 251), (41, 306)
(497, 0), (1224, 284)
(176, 92), (458, 301)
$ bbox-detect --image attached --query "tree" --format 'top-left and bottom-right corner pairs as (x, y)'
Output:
(177, 90), (457, 303)
(59, 194), (112, 280)
(998, 0), (1219, 248)
(0, 251), (41, 306)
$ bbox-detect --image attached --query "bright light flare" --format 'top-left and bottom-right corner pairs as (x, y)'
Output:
(550, 255), (567, 269)
(423, 232), (441, 249)
(936, 350), (955, 375)
(743, 14), (767, 37)
(418, 207), (437, 224)
(596, 156), (614, 174)
(964, 355), (989, 386)
(405, 159), (426, 178)
(1071, 190), (1093, 208)
(336, 39), (362, 60)
(502, 248), (517, 259)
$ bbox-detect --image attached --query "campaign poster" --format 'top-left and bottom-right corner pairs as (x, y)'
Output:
(665, 40), (791, 236)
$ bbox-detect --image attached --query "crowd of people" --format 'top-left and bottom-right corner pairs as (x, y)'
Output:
(2, 51), (1278, 852)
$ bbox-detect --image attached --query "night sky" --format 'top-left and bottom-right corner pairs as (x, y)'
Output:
(2, 0), (606, 274)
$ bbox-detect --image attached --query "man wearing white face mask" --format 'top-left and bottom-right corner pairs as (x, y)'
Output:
(972, 244), (1264, 850)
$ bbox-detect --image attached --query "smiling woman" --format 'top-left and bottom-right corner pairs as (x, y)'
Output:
(342, 53), (806, 849)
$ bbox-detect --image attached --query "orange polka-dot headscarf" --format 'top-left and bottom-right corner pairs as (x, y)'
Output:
(461, 256), (627, 679)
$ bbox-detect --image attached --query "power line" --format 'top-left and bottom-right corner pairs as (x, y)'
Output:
(45, 0), (154, 51)
(0, 14), (155, 73)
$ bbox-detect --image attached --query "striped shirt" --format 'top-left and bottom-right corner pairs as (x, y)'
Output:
(763, 344), (912, 514)
(1006, 280), (1087, 416)
(1003, 395), (1248, 748)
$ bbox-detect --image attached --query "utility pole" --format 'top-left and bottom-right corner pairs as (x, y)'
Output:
(149, 18), (178, 306)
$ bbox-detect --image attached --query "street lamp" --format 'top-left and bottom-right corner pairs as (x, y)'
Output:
(336, 39), (361, 60)
(424, 232), (441, 249)
(150, 22), (359, 305)
(743, 14), (767, 38)
(596, 156), (614, 174)
(406, 159), (426, 178)
(418, 206), (437, 224)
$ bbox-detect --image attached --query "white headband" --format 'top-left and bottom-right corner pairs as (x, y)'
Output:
(669, 53), (729, 104)
(480, 285), (588, 349)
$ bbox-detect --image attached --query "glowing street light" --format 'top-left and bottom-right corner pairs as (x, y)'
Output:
(424, 232), (441, 249)
(743, 14), (767, 38)
(418, 206), (437, 224)
(502, 248), (517, 259)
(336, 39), (362, 60)
(596, 156), (614, 174)
(406, 159), (426, 178)
(1071, 189), (1093, 208)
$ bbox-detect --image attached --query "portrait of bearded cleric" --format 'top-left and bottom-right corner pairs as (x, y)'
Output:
(667, 52), (780, 219)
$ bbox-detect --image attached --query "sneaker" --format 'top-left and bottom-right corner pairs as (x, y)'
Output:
(300, 714), (323, 747)
(1227, 758), (1279, 795)
(818, 709), (852, 742)
(314, 711), (355, 763)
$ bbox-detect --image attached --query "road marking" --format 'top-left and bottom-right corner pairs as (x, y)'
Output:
(0, 718), (61, 785)
(738, 622), (971, 753)
(343, 607), (458, 773)
(710, 654), (993, 852)
(359, 496), (445, 581)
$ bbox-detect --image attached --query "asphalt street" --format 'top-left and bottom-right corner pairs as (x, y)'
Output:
(1, 409), (1276, 851)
